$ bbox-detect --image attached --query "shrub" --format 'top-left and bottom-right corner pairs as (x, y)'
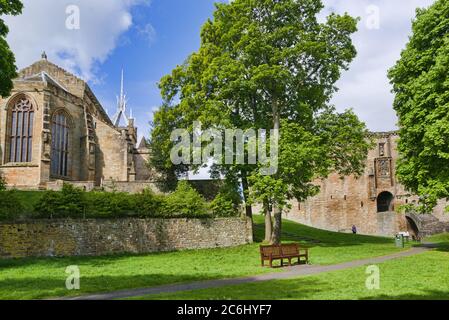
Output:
(210, 193), (237, 217)
(0, 174), (6, 191)
(84, 191), (136, 218)
(0, 190), (25, 220)
(164, 181), (208, 216)
(134, 188), (165, 217)
(34, 183), (86, 218)
(28, 181), (239, 220)
(210, 187), (242, 217)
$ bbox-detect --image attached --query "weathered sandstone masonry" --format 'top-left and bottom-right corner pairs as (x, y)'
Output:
(0, 218), (253, 259)
(279, 132), (449, 237)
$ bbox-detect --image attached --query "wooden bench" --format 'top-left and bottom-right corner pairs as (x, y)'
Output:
(260, 243), (309, 268)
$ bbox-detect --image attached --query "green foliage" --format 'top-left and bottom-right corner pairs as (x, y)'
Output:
(0, 189), (25, 220)
(210, 193), (237, 217)
(0, 184), (248, 221)
(0, 174), (6, 191)
(0, 0), (23, 97)
(388, 0), (449, 212)
(248, 115), (371, 213)
(133, 188), (165, 217)
(27, 183), (214, 220)
(84, 191), (136, 218)
(33, 184), (86, 219)
(164, 181), (208, 216)
(209, 176), (243, 217)
(150, 0), (368, 233)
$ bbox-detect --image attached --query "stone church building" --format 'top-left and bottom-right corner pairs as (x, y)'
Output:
(284, 132), (449, 237)
(0, 54), (153, 190)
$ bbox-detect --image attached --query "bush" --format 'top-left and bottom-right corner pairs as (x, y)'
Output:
(28, 181), (237, 220)
(0, 190), (25, 220)
(210, 193), (237, 217)
(134, 188), (165, 217)
(84, 191), (136, 218)
(34, 183), (86, 219)
(0, 174), (6, 191)
(164, 181), (208, 216)
(210, 180), (242, 217)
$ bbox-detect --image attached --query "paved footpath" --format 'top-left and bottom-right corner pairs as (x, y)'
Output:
(61, 245), (434, 300)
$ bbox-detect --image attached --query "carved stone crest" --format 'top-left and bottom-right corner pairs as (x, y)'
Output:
(377, 159), (390, 178)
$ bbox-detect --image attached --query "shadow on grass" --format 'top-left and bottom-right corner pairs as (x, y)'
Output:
(253, 218), (398, 248)
(0, 273), (227, 300)
(424, 242), (449, 252)
(0, 242), (261, 270)
(359, 291), (449, 300)
(139, 276), (449, 301)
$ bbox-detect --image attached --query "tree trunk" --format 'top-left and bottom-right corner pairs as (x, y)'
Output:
(264, 201), (272, 243)
(241, 170), (253, 218)
(271, 206), (282, 245)
(271, 98), (282, 245)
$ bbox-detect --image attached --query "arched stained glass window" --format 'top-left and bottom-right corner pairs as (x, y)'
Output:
(8, 96), (34, 163)
(51, 111), (71, 177)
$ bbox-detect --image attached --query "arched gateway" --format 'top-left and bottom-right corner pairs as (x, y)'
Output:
(377, 191), (394, 212)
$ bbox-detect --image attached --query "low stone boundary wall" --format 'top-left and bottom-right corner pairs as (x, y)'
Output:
(101, 181), (161, 194)
(0, 217), (253, 259)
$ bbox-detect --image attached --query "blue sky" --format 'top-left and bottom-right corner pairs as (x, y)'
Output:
(90, 0), (229, 140)
(3, 0), (435, 142)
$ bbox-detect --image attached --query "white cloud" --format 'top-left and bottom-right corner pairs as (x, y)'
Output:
(322, 0), (434, 131)
(137, 23), (157, 46)
(3, 0), (150, 82)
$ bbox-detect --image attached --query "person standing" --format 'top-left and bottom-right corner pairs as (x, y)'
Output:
(352, 225), (357, 234)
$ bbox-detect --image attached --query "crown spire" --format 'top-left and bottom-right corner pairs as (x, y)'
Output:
(111, 69), (129, 127)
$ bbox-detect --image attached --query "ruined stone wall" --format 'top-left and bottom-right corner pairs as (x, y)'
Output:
(0, 218), (253, 259)
(430, 200), (449, 223)
(101, 181), (161, 194)
(284, 133), (418, 236)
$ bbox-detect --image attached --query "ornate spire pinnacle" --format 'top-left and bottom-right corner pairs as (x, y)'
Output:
(41, 51), (47, 60)
(112, 69), (129, 127)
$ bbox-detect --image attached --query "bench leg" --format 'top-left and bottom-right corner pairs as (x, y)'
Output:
(261, 258), (264, 267)
(269, 259), (273, 268)
(288, 258), (292, 266)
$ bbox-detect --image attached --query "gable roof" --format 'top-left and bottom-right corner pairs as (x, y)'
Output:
(17, 58), (113, 125)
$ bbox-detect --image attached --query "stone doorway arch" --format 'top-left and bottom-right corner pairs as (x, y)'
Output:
(377, 191), (394, 212)
(406, 215), (420, 240)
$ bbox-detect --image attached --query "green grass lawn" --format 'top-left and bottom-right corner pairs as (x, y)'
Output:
(135, 249), (449, 300)
(132, 234), (449, 300)
(0, 216), (409, 300)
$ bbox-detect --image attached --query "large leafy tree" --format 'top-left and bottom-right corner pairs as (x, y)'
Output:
(388, 0), (449, 212)
(0, 0), (23, 97)
(150, 0), (371, 243)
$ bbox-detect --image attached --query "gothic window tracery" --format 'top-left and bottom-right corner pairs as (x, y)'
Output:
(7, 96), (34, 163)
